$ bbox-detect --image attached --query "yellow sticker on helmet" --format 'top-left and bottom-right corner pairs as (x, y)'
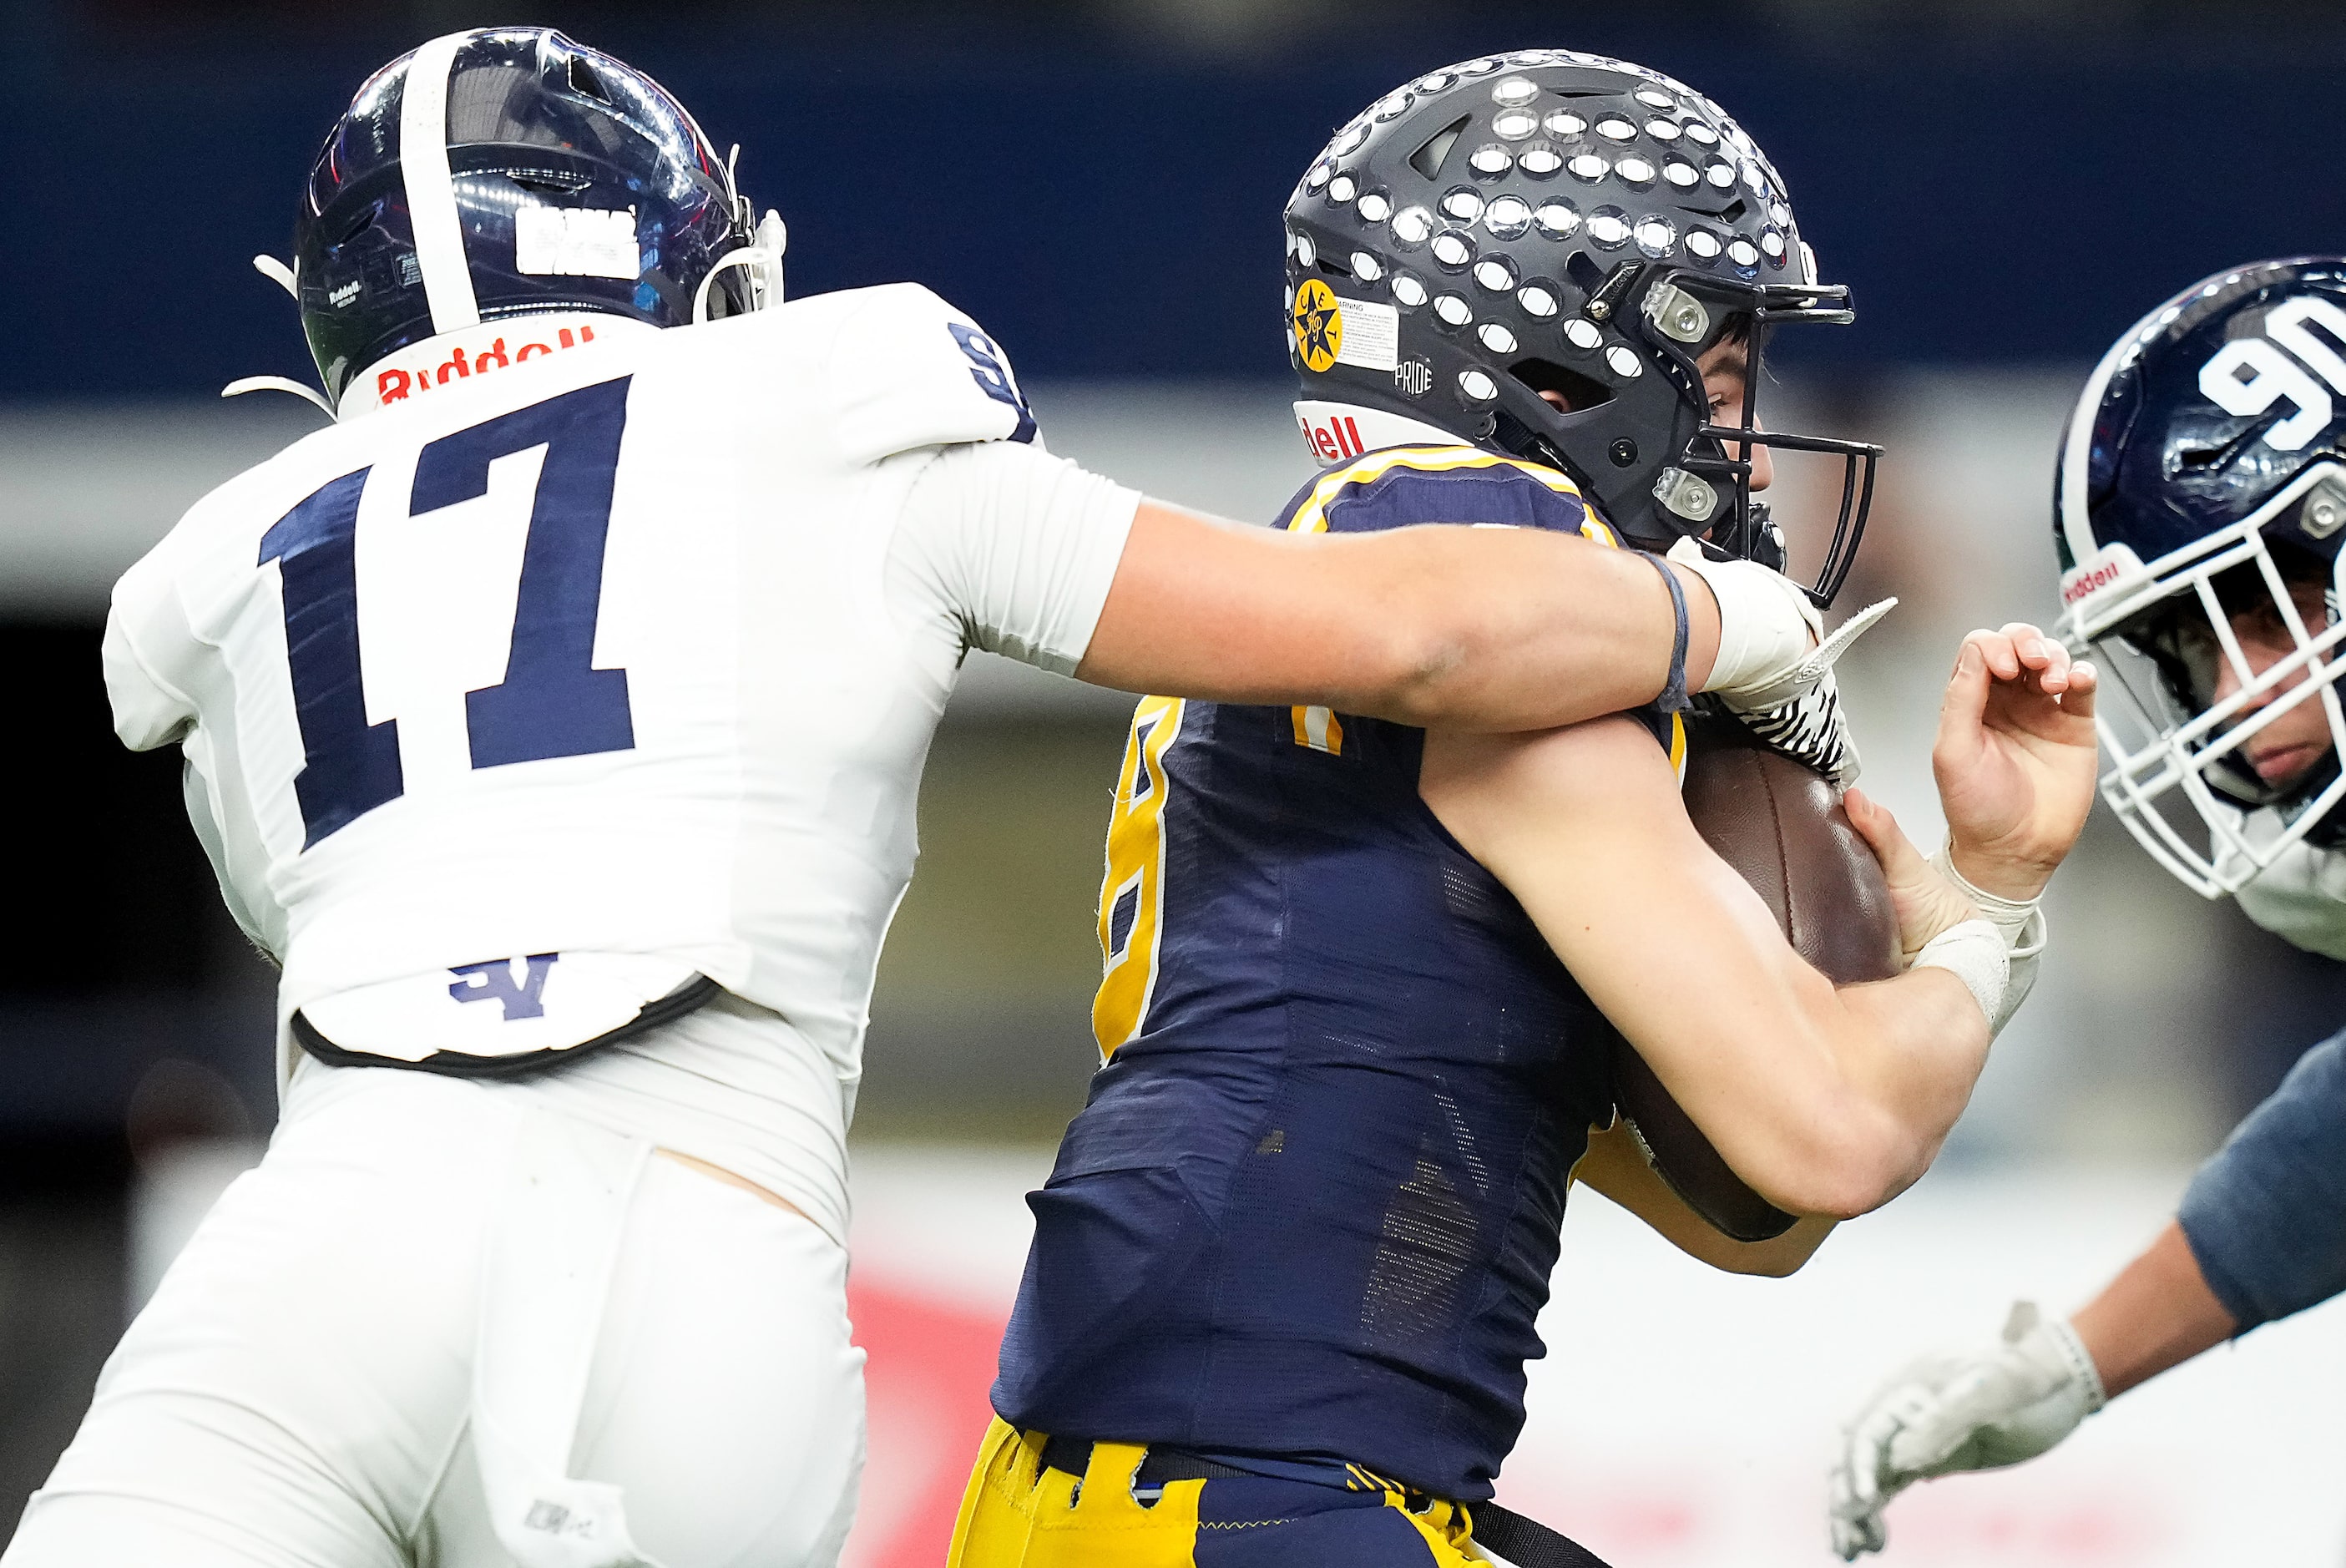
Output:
(1292, 277), (1343, 373)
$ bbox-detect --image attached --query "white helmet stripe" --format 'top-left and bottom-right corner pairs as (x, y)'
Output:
(2060, 296), (2184, 569)
(2060, 321), (2141, 568)
(401, 32), (482, 336)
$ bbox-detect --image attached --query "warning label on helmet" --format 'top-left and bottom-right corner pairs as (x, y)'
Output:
(1333, 296), (1400, 373)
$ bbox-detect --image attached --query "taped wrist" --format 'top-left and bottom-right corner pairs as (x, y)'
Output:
(1670, 542), (1818, 701)
(1929, 844), (2047, 958)
(1931, 844), (2045, 1035)
(1910, 918), (2009, 1031)
(1634, 550), (1691, 714)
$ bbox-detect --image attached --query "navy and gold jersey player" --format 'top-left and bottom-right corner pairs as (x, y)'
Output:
(951, 443), (1682, 1568)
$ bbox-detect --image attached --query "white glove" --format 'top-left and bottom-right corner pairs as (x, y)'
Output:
(1828, 1302), (2106, 1560)
(1671, 539), (1896, 786)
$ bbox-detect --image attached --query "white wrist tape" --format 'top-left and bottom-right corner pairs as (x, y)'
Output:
(1669, 541), (1819, 701)
(1929, 844), (2047, 959)
(1910, 918), (2009, 1031)
(1930, 846), (2045, 1036)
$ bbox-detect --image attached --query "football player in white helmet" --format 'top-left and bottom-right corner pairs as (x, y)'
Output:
(2, 28), (1858, 1568)
(1831, 257), (2346, 1558)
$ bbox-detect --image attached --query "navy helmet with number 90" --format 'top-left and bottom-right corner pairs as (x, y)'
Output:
(2056, 256), (2346, 897)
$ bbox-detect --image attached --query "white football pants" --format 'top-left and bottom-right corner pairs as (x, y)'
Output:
(3, 1066), (866, 1568)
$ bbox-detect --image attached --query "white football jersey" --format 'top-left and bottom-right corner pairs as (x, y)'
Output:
(105, 284), (1140, 1090)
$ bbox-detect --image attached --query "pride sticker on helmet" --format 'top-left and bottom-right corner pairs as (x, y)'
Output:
(2056, 543), (2146, 619)
(1292, 279), (1401, 374)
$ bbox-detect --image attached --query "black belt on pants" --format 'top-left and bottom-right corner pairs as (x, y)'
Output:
(1038, 1434), (1254, 1487)
(1034, 1436), (1615, 1568)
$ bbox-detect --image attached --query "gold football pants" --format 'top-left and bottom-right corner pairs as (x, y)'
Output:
(948, 1417), (1484, 1568)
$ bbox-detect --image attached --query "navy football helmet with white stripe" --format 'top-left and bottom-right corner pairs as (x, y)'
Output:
(282, 28), (781, 410)
(2056, 256), (2346, 896)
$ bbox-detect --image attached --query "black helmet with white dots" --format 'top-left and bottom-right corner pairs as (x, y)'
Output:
(1285, 49), (1879, 605)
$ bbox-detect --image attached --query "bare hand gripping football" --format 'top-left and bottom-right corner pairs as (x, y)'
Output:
(1610, 711), (1903, 1242)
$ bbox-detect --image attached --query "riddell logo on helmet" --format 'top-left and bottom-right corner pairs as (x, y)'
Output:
(2060, 560), (2124, 604)
(2059, 544), (2145, 608)
(1303, 412), (1373, 463)
(375, 323), (599, 405)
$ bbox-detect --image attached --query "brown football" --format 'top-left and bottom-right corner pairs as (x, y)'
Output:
(1608, 710), (1902, 1242)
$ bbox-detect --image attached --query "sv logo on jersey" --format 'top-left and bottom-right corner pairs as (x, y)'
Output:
(2201, 296), (2346, 453)
(948, 323), (1037, 444)
(449, 953), (559, 1020)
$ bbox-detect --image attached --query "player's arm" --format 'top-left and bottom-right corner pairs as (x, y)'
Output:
(1572, 1118), (1837, 1276)
(1826, 1195), (2235, 1560)
(867, 297), (1833, 736)
(2070, 1222), (2237, 1395)
(1424, 628), (2096, 1217)
(1828, 1050), (2346, 1564)
(1076, 499), (1829, 733)
(1424, 716), (1987, 1220)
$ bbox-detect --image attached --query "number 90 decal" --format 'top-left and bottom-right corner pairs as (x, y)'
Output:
(2200, 296), (2346, 453)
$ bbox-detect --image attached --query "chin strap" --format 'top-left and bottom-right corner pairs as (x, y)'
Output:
(695, 143), (788, 325)
(223, 255), (336, 421)
(222, 377), (335, 419)
(1488, 406), (1572, 476)
(252, 253), (299, 301)
(693, 209), (788, 325)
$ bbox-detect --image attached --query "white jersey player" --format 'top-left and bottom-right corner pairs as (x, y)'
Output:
(5, 28), (1851, 1568)
(1829, 259), (2346, 1557)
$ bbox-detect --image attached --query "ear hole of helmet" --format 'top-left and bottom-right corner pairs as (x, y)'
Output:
(1679, 195), (1749, 225)
(2175, 416), (2281, 476)
(509, 170), (593, 195)
(1565, 251), (1605, 295)
(1409, 116), (1469, 181)
(331, 203), (382, 250)
(1510, 358), (1614, 414)
(568, 53), (612, 104)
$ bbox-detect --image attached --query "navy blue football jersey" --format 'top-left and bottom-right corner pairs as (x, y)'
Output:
(990, 445), (1681, 1500)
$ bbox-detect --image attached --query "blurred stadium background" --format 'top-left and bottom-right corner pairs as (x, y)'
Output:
(8, 1), (2346, 1562)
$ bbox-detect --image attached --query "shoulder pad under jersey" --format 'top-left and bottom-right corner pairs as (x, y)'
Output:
(102, 423), (348, 752)
(1275, 444), (1601, 540)
(814, 282), (1041, 466)
(104, 564), (195, 753)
